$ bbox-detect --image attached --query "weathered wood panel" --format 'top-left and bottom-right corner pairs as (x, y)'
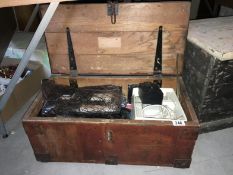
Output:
(46, 31), (186, 54)
(41, 3), (190, 32)
(184, 17), (233, 130)
(45, 30), (186, 75)
(173, 126), (199, 168)
(43, 2), (190, 75)
(183, 40), (233, 124)
(46, 32), (157, 55)
(23, 116), (197, 166)
(48, 54), (177, 75)
(22, 77), (199, 168)
(52, 76), (177, 96)
(23, 121), (106, 162)
(49, 54), (155, 75)
(22, 2), (198, 168)
(188, 16), (233, 61)
(103, 124), (177, 165)
(179, 77), (199, 124)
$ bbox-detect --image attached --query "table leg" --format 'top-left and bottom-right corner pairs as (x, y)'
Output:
(0, 2), (59, 138)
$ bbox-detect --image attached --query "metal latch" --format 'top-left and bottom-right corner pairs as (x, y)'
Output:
(106, 130), (113, 142)
(107, 1), (119, 24)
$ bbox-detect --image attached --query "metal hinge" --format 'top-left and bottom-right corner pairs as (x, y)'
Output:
(153, 26), (163, 87)
(154, 26), (163, 74)
(105, 156), (118, 165)
(66, 27), (78, 88)
(107, 1), (119, 24)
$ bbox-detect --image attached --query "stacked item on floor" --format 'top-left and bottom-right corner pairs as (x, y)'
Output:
(183, 16), (233, 133)
(0, 58), (47, 122)
(0, 65), (31, 96)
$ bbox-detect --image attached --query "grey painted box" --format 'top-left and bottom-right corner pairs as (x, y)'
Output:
(183, 17), (233, 132)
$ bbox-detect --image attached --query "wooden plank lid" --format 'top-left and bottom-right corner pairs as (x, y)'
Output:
(42, 2), (190, 76)
(188, 16), (233, 61)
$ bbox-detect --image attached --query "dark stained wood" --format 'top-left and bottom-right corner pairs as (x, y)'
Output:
(200, 116), (233, 133)
(179, 77), (199, 124)
(183, 41), (233, 124)
(23, 77), (199, 167)
(103, 124), (177, 166)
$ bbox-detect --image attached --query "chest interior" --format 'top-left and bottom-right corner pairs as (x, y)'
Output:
(33, 2), (195, 123)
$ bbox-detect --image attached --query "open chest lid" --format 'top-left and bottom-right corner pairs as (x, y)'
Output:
(42, 1), (190, 76)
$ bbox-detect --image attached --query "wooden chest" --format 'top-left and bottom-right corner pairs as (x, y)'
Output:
(23, 2), (199, 168)
(183, 17), (233, 132)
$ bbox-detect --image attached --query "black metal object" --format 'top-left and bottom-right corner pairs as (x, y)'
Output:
(35, 153), (51, 162)
(2, 133), (9, 138)
(127, 81), (163, 104)
(151, 26), (163, 87)
(66, 27), (78, 88)
(154, 26), (163, 74)
(105, 156), (118, 165)
(153, 79), (162, 88)
(138, 82), (163, 104)
(107, 1), (118, 24)
(127, 84), (138, 103)
(174, 159), (191, 168)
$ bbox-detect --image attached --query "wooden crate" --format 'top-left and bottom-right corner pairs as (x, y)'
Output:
(23, 2), (199, 168)
(183, 17), (233, 132)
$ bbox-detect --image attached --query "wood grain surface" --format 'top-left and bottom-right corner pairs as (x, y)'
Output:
(51, 76), (177, 96)
(0, 0), (74, 8)
(41, 3), (190, 32)
(43, 2), (190, 75)
(22, 77), (198, 167)
(188, 16), (233, 61)
(45, 31), (184, 74)
(22, 2), (198, 168)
